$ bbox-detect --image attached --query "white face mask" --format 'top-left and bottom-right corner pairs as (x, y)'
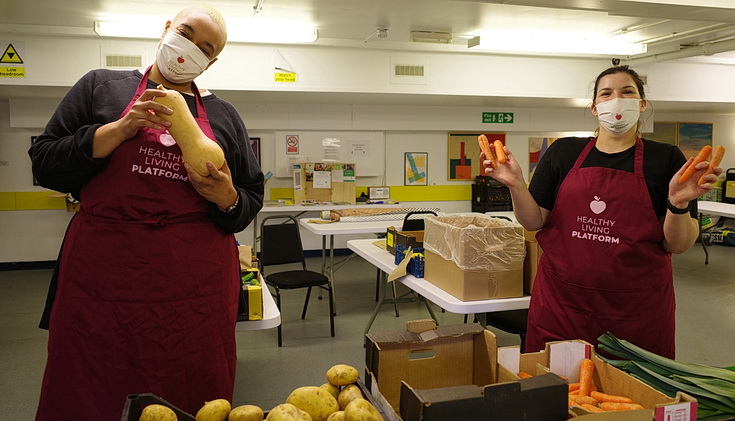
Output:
(595, 98), (642, 135)
(155, 31), (211, 84)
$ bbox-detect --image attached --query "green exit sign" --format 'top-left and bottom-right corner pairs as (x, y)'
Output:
(483, 112), (514, 123)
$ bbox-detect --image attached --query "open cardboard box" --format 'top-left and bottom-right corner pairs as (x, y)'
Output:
(364, 320), (568, 421)
(497, 340), (698, 420)
(386, 226), (425, 255)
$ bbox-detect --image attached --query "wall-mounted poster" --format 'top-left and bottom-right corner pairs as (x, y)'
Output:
(250, 137), (261, 165)
(641, 122), (677, 146)
(405, 152), (428, 186)
(447, 132), (505, 180)
(678, 122), (713, 159)
(528, 137), (557, 181)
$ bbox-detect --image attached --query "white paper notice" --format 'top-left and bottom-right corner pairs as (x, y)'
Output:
(349, 142), (369, 157)
(313, 171), (331, 188)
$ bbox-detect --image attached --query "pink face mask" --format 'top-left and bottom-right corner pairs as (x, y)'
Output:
(155, 31), (211, 84)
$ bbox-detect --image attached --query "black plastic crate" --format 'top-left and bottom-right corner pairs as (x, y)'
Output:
(472, 201), (513, 212)
(475, 175), (507, 188)
(121, 393), (195, 421)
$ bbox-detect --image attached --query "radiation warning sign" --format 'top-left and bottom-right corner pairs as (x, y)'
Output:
(0, 42), (25, 78)
(1, 44), (23, 64)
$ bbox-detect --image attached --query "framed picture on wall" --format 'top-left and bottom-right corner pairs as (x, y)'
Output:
(677, 122), (713, 159)
(642, 121), (677, 146)
(31, 136), (39, 186)
(404, 152), (428, 186)
(528, 137), (557, 181)
(250, 137), (261, 165)
(447, 132), (505, 180)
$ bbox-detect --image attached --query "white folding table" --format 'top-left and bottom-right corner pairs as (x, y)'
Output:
(697, 201), (735, 264)
(347, 238), (531, 335)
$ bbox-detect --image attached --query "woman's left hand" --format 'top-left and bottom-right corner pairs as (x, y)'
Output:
(186, 160), (238, 209)
(668, 158), (722, 207)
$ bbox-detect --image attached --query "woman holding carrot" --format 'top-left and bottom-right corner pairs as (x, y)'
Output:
(481, 65), (722, 359)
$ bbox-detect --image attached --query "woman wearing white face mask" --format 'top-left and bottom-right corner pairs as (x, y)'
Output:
(481, 65), (721, 358)
(30, 5), (264, 419)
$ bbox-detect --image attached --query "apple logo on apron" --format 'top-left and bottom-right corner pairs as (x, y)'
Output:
(158, 132), (177, 147)
(590, 196), (606, 214)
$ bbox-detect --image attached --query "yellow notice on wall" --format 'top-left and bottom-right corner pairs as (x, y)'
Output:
(274, 72), (296, 83)
(0, 66), (25, 77)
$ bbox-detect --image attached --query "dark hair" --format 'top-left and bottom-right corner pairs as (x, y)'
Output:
(592, 65), (646, 103)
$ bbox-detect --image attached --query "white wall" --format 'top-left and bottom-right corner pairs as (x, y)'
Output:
(3, 34), (735, 262)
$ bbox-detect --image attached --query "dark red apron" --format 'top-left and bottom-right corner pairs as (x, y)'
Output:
(36, 69), (239, 420)
(527, 138), (676, 358)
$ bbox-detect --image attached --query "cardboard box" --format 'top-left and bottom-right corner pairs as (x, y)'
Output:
(293, 162), (356, 204)
(523, 229), (542, 295)
(497, 341), (698, 421)
(422, 214), (525, 301)
(364, 320), (568, 421)
(386, 226), (425, 255)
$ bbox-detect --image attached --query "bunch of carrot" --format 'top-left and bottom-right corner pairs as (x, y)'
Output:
(678, 144), (726, 185)
(477, 134), (507, 169)
(567, 358), (645, 413)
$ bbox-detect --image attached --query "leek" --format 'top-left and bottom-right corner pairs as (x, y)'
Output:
(597, 332), (735, 421)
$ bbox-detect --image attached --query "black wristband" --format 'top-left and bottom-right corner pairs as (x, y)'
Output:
(666, 198), (691, 214)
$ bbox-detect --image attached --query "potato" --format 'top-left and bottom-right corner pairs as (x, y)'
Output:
(286, 386), (339, 421)
(139, 404), (177, 421)
(344, 399), (383, 421)
(320, 382), (340, 401)
(326, 411), (345, 421)
(337, 384), (363, 410)
(265, 403), (312, 421)
(196, 399), (232, 421)
(229, 404), (264, 421)
(326, 364), (359, 386)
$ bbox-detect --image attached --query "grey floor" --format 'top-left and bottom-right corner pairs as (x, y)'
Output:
(1, 243), (734, 419)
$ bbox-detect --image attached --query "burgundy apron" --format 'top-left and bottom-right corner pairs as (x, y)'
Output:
(36, 69), (239, 420)
(527, 138), (676, 358)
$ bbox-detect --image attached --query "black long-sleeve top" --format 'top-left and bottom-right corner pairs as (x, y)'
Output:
(29, 68), (264, 233)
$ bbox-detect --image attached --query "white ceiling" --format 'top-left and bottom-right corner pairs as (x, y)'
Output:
(3, 0), (735, 112)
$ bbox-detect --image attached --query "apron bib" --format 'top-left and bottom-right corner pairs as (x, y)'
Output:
(526, 138), (676, 358)
(36, 69), (239, 420)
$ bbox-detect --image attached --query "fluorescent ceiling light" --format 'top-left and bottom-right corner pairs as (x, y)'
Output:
(95, 17), (318, 44)
(469, 29), (646, 56)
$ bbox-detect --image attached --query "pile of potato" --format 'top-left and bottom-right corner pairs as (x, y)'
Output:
(138, 364), (383, 421)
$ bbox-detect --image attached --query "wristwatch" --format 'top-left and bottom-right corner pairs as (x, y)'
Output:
(666, 198), (691, 214)
(219, 194), (240, 214)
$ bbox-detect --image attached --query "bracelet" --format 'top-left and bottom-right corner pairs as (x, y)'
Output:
(218, 194), (239, 214)
(666, 198), (691, 215)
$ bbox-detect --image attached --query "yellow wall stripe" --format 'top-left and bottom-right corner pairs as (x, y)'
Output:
(268, 185), (471, 203)
(0, 192), (66, 211)
(3, 185), (472, 211)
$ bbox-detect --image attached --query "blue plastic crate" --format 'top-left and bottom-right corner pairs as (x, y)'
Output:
(395, 245), (425, 278)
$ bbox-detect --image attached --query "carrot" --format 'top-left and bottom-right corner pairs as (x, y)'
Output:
(590, 391), (633, 403)
(569, 395), (598, 406)
(568, 399), (578, 408)
(579, 358), (595, 397)
(697, 146), (726, 185)
(679, 145), (712, 184)
(569, 382), (580, 393)
(478, 134), (497, 169)
(494, 140), (507, 164)
(581, 403), (604, 413)
(600, 402), (645, 411)
(518, 371), (533, 379)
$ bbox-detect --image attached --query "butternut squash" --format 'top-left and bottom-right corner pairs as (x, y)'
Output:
(153, 85), (225, 176)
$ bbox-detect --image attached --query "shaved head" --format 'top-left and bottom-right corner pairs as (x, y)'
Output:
(172, 5), (228, 55)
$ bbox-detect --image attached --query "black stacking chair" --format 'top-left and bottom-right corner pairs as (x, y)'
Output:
(260, 215), (335, 346)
